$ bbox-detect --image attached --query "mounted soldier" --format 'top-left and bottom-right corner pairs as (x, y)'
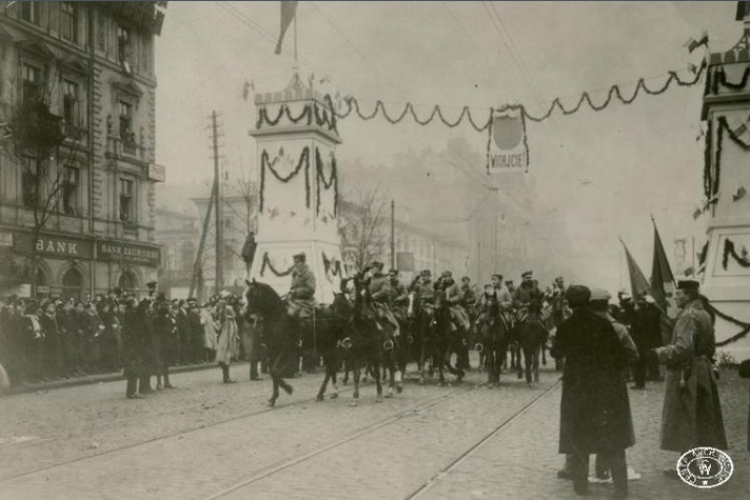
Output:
(388, 268), (409, 324)
(410, 269), (436, 315)
(367, 261), (400, 337)
(286, 252), (316, 325)
(513, 271), (545, 323)
(440, 272), (471, 333)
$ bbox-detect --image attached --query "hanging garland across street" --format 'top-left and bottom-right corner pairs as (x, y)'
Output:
(315, 147), (338, 217)
(259, 252), (295, 278)
(322, 251), (343, 277)
(722, 238), (750, 270)
(259, 147), (311, 213)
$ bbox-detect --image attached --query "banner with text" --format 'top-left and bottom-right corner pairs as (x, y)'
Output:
(487, 107), (528, 174)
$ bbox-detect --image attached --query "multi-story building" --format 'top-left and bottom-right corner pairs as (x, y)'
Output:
(154, 206), (198, 298)
(0, 2), (166, 299)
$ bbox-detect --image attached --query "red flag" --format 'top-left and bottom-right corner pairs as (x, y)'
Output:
(620, 238), (650, 299)
(275, 1), (298, 55)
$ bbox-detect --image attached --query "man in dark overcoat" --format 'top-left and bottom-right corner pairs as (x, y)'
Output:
(552, 285), (634, 499)
(654, 279), (727, 477)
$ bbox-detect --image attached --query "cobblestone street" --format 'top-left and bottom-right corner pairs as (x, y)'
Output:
(0, 361), (748, 500)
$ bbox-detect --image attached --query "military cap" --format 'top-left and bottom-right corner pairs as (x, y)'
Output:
(565, 285), (590, 307)
(146, 281), (158, 289)
(388, 269), (399, 275)
(441, 271), (452, 278)
(492, 274), (503, 280)
(421, 270), (431, 277)
(522, 271), (533, 278)
(371, 261), (384, 269)
(590, 288), (612, 302)
(293, 252), (306, 262)
(677, 279), (700, 291)
(461, 276), (470, 282)
(555, 276), (564, 283)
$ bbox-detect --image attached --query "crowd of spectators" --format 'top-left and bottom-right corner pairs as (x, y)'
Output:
(0, 283), (252, 390)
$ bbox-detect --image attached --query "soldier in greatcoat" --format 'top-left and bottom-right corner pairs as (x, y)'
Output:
(286, 253), (316, 322)
(121, 296), (149, 399)
(367, 261), (400, 337)
(653, 279), (727, 478)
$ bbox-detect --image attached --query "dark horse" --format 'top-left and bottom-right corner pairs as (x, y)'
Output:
(429, 289), (466, 385)
(406, 290), (432, 384)
(341, 272), (388, 406)
(313, 280), (354, 401)
(244, 280), (340, 407)
(476, 295), (510, 385)
(513, 307), (549, 384)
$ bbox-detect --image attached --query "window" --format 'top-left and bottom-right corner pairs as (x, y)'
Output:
(119, 100), (133, 141)
(224, 217), (233, 230)
(20, 2), (41, 25)
(61, 166), (78, 215)
(22, 63), (41, 105)
(62, 80), (79, 132)
(119, 178), (134, 223)
(60, 2), (78, 43)
(181, 242), (195, 271)
(117, 25), (131, 65)
(22, 159), (39, 209)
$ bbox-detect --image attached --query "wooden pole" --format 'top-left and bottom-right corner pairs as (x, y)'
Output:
(189, 179), (217, 299)
(212, 111), (223, 293)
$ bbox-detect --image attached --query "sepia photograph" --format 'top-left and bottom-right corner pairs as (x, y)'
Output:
(0, 1), (749, 498)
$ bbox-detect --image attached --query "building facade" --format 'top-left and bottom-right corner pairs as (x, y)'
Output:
(0, 2), (166, 300)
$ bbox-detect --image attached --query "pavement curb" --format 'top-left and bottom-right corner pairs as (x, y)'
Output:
(1, 362), (248, 397)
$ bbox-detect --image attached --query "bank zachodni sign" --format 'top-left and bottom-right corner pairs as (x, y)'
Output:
(96, 240), (161, 266)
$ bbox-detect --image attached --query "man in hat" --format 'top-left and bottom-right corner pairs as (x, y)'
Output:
(387, 269), (409, 323)
(286, 253), (316, 322)
(410, 270), (436, 310)
(368, 262), (400, 337)
(630, 292), (661, 388)
(553, 285), (634, 499)
(441, 272), (471, 332)
(513, 271), (544, 321)
(653, 279), (727, 478)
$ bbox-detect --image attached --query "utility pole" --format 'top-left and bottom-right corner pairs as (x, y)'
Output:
(211, 111), (224, 293)
(189, 179), (217, 299)
(391, 200), (396, 269)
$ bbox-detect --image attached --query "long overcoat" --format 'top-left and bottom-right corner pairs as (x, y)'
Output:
(655, 299), (727, 452)
(553, 307), (635, 454)
(215, 307), (240, 365)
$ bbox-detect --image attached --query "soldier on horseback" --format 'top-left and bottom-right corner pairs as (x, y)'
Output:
(367, 262), (400, 337)
(388, 269), (409, 324)
(286, 253), (316, 335)
(512, 271), (545, 324)
(410, 270), (436, 314)
(440, 272), (471, 333)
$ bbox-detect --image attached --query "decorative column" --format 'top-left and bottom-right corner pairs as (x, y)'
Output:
(247, 74), (346, 304)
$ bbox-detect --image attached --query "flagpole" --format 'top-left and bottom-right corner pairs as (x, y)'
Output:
(294, 12), (298, 64)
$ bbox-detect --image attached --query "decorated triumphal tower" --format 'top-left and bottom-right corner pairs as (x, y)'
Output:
(248, 74), (346, 303)
(700, 3), (750, 358)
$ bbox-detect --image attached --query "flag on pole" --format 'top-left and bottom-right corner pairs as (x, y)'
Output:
(620, 238), (651, 300)
(650, 217), (677, 344)
(275, 1), (298, 55)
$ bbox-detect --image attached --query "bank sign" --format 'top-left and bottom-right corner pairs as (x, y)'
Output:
(487, 107), (529, 174)
(14, 233), (94, 259)
(96, 241), (161, 267)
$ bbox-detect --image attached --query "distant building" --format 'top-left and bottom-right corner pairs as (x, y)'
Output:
(154, 207), (199, 299)
(0, 2), (167, 300)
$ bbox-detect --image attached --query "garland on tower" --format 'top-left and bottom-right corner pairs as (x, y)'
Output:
(256, 99), (338, 133)
(722, 238), (750, 270)
(315, 147), (338, 217)
(259, 147), (311, 213)
(704, 116), (750, 202)
(714, 64), (750, 92)
(259, 252), (295, 278)
(322, 251), (343, 277)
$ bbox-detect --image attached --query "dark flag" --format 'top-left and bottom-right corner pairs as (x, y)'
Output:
(620, 238), (651, 299)
(275, 1), (298, 55)
(650, 218), (677, 345)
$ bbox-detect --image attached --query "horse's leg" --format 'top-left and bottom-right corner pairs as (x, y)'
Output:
(418, 330), (426, 385)
(350, 364), (360, 407)
(316, 366), (329, 402)
(534, 345), (540, 383)
(374, 360), (383, 402)
(525, 346), (533, 384)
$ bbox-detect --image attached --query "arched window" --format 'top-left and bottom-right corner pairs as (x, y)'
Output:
(61, 268), (83, 300)
(119, 270), (137, 292)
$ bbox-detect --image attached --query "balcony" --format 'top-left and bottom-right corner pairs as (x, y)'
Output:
(107, 135), (149, 163)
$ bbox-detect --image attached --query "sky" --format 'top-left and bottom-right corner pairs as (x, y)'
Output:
(154, 1), (744, 292)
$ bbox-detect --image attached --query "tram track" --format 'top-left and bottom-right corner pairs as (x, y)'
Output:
(404, 380), (562, 499)
(205, 381), (485, 500)
(0, 381), (357, 483)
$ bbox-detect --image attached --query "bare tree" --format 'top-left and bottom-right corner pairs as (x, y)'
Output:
(339, 184), (388, 273)
(2, 84), (86, 295)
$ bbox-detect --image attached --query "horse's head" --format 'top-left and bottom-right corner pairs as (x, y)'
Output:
(244, 279), (284, 318)
(331, 291), (352, 318)
(407, 291), (417, 319)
